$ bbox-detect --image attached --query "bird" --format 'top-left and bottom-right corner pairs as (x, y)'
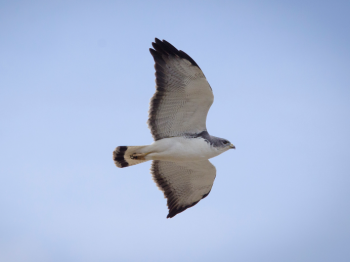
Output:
(113, 38), (235, 218)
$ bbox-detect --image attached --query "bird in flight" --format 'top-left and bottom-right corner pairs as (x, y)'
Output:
(113, 38), (235, 218)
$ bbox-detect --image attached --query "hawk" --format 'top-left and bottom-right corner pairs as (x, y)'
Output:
(113, 38), (235, 218)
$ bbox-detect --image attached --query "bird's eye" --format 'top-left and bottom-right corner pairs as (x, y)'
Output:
(223, 141), (229, 144)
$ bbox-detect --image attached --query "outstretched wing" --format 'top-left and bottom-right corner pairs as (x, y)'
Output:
(151, 160), (216, 218)
(148, 38), (214, 141)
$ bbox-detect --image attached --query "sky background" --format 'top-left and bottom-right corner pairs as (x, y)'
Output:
(1, 0), (350, 261)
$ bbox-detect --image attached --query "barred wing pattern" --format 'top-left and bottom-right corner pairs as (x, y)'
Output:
(148, 38), (214, 141)
(151, 160), (216, 218)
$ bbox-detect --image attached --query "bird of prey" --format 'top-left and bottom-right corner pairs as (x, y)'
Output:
(113, 38), (235, 218)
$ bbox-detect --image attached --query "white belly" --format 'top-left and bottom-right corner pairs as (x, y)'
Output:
(142, 137), (223, 161)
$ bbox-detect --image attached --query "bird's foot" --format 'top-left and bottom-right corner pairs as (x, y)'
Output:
(130, 153), (148, 160)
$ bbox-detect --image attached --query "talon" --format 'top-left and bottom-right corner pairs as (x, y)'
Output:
(130, 152), (150, 160)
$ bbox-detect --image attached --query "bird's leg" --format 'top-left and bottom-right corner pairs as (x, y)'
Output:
(130, 152), (150, 160)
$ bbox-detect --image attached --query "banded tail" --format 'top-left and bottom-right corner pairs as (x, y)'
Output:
(113, 146), (149, 168)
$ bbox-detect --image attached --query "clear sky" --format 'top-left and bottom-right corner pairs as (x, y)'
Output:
(1, 1), (349, 261)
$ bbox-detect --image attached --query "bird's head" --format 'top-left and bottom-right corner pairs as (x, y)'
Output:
(220, 138), (235, 150)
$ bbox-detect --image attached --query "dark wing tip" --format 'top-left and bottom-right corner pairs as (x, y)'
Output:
(166, 191), (212, 218)
(166, 200), (201, 218)
(150, 38), (200, 69)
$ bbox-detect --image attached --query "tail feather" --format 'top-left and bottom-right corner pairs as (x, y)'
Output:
(113, 146), (149, 168)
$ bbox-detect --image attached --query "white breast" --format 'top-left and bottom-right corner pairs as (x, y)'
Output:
(144, 137), (223, 161)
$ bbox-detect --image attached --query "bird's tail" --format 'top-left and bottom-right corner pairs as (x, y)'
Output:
(113, 146), (149, 168)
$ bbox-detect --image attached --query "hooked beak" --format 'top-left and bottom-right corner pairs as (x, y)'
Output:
(230, 144), (235, 149)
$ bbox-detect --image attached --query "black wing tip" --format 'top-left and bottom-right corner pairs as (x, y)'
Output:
(166, 200), (201, 218)
(166, 191), (212, 218)
(149, 38), (200, 68)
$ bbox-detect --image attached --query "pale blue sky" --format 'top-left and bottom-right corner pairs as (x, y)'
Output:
(1, 1), (349, 261)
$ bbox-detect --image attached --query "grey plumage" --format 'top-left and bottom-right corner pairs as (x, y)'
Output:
(187, 131), (233, 148)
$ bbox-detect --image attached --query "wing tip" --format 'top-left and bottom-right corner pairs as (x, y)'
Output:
(166, 200), (201, 218)
(150, 38), (200, 69)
